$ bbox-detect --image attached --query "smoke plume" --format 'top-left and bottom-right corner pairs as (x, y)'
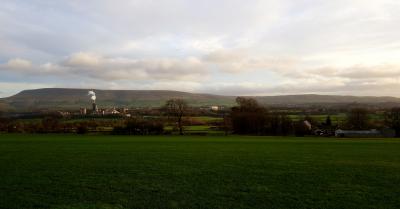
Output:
(88, 90), (96, 102)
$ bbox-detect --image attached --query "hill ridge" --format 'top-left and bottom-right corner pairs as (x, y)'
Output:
(1, 88), (400, 111)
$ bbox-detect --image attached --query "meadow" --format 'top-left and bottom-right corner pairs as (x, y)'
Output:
(0, 134), (400, 209)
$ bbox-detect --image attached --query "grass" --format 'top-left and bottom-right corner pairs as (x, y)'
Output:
(287, 114), (347, 123)
(185, 125), (212, 131)
(191, 116), (223, 122)
(0, 134), (400, 209)
(287, 113), (385, 124)
(165, 125), (211, 132)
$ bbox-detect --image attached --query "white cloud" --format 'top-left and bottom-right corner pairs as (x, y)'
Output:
(6, 58), (32, 70)
(2, 50), (400, 96)
(1, 0), (400, 97)
(1, 53), (210, 81)
(338, 65), (400, 79)
(204, 49), (299, 74)
(63, 52), (101, 67)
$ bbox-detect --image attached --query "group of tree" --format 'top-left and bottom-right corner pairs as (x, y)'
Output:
(345, 108), (371, 130)
(112, 118), (164, 135)
(163, 99), (188, 135)
(0, 116), (123, 134)
(385, 107), (400, 137)
(230, 97), (296, 135)
(229, 97), (400, 137)
(2, 97), (400, 137)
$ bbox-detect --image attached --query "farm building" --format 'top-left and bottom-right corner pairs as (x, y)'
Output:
(101, 108), (120, 115)
(335, 129), (395, 138)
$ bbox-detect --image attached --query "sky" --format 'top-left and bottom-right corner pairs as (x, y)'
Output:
(1, 0), (400, 97)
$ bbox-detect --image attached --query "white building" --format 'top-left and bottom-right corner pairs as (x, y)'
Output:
(335, 129), (381, 138)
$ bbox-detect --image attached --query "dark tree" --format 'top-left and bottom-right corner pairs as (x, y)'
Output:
(385, 107), (400, 137)
(325, 115), (332, 126)
(346, 108), (370, 130)
(221, 110), (232, 136)
(294, 121), (309, 137)
(230, 97), (267, 135)
(116, 118), (164, 135)
(0, 117), (13, 132)
(164, 99), (188, 135)
(267, 113), (293, 136)
(230, 97), (294, 136)
(235, 97), (264, 112)
(41, 117), (61, 133)
(76, 125), (88, 134)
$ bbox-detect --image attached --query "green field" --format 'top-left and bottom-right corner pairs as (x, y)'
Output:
(1, 135), (400, 209)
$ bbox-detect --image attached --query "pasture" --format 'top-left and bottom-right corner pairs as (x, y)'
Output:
(0, 134), (399, 209)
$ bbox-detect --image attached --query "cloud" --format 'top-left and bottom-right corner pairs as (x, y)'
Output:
(61, 53), (209, 81)
(305, 64), (400, 80)
(197, 63), (400, 96)
(63, 52), (101, 67)
(6, 58), (32, 70)
(1, 52), (210, 81)
(2, 51), (400, 97)
(200, 78), (400, 96)
(338, 65), (400, 79)
(1, 0), (400, 97)
(204, 49), (299, 74)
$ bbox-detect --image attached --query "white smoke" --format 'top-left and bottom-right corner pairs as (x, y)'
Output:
(88, 90), (96, 102)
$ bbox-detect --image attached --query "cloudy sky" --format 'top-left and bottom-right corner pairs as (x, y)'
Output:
(1, 0), (400, 97)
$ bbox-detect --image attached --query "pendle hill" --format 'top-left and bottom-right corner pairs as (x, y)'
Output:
(1, 88), (400, 111)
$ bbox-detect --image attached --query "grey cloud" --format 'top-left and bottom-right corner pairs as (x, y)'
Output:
(308, 65), (400, 79)
(1, 0), (400, 97)
(204, 49), (299, 74)
(200, 79), (400, 96)
(6, 58), (32, 70)
(2, 52), (400, 95)
(1, 53), (209, 81)
(338, 65), (400, 79)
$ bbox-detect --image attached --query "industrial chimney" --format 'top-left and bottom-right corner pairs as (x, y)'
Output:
(88, 90), (98, 113)
(92, 102), (98, 113)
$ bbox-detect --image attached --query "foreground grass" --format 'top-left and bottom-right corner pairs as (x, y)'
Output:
(0, 135), (400, 209)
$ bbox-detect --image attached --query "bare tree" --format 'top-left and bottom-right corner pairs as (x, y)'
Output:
(385, 107), (400, 137)
(346, 108), (370, 130)
(221, 109), (231, 136)
(230, 97), (268, 135)
(164, 99), (188, 135)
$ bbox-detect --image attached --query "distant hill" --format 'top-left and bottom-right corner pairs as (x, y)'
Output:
(1, 88), (400, 111)
(0, 88), (235, 111)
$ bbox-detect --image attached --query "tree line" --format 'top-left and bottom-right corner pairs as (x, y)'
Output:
(1, 97), (400, 137)
(228, 97), (400, 137)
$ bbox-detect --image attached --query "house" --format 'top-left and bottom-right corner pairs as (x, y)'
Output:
(210, 106), (219, 111)
(303, 120), (312, 131)
(314, 129), (335, 137)
(102, 108), (120, 115)
(335, 129), (381, 138)
(80, 108), (87, 115)
(57, 111), (70, 117)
